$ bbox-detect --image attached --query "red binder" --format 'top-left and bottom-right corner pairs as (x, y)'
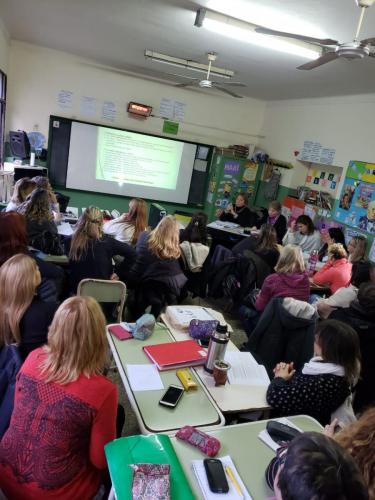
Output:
(143, 340), (207, 371)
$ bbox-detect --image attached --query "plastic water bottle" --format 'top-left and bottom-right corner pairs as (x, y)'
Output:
(308, 250), (318, 276)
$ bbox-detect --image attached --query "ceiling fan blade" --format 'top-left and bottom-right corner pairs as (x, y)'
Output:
(212, 81), (247, 87)
(214, 86), (243, 98)
(361, 37), (375, 45)
(297, 51), (339, 70)
(165, 73), (200, 80)
(174, 81), (198, 87)
(255, 26), (339, 45)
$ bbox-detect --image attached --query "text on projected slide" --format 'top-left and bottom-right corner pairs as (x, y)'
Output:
(96, 128), (184, 189)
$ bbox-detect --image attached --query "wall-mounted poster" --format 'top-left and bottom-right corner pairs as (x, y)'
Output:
(335, 175), (375, 234)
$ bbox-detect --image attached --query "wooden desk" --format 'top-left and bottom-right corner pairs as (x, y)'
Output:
(107, 323), (225, 435)
(161, 311), (270, 413)
(171, 415), (322, 500)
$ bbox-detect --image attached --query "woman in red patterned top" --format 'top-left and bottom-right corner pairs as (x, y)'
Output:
(0, 296), (118, 499)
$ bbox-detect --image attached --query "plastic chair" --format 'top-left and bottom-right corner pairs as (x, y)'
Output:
(77, 279), (127, 322)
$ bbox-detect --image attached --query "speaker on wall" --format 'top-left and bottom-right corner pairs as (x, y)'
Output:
(9, 130), (31, 159)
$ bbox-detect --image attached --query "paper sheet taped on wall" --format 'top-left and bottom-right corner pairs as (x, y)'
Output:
(81, 96), (97, 116)
(101, 101), (116, 122)
(57, 90), (74, 109)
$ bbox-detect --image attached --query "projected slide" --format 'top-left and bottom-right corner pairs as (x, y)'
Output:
(66, 122), (197, 204)
(96, 128), (184, 189)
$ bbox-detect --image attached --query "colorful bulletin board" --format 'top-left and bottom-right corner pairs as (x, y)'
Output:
(304, 164), (342, 196)
(335, 160), (375, 235)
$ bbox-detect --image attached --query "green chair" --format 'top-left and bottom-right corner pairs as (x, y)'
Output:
(77, 279), (127, 322)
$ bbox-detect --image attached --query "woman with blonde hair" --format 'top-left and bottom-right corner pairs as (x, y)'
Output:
(67, 206), (135, 292)
(103, 198), (147, 244)
(118, 216), (187, 316)
(311, 243), (352, 294)
(0, 296), (118, 499)
(6, 177), (35, 212)
(254, 244), (310, 311)
(0, 254), (58, 360)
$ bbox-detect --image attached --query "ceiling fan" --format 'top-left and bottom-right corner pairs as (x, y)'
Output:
(255, 0), (375, 70)
(171, 52), (246, 97)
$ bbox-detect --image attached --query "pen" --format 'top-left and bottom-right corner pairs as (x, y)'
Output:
(225, 465), (243, 498)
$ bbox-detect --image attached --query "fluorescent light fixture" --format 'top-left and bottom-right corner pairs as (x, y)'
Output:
(144, 50), (234, 79)
(195, 9), (321, 60)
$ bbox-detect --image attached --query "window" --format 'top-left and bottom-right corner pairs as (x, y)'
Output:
(0, 71), (6, 165)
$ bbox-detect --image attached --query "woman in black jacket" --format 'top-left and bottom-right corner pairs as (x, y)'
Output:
(67, 207), (135, 292)
(232, 223), (280, 270)
(118, 216), (187, 316)
(217, 192), (258, 228)
(0, 254), (58, 361)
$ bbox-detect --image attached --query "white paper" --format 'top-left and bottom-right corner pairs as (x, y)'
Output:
(66, 206), (79, 217)
(101, 101), (116, 122)
(225, 352), (270, 386)
(57, 222), (74, 236)
(81, 96), (97, 116)
(166, 306), (215, 328)
(173, 100), (186, 122)
(192, 455), (252, 500)
(159, 97), (174, 119)
(126, 364), (164, 391)
(258, 418), (302, 452)
(57, 90), (74, 109)
(208, 220), (240, 229)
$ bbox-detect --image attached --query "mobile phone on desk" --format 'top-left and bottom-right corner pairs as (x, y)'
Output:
(159, 385), (184, 408)
(204, 458), (229, 493)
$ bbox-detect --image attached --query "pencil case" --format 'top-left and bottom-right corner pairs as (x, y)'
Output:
(176, 369), (198, 391)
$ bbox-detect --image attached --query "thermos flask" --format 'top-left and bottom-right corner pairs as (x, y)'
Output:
(204, 323), (230, 373)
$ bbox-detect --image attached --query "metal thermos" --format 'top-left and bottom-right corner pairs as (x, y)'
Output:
(204, 323), (230, 373)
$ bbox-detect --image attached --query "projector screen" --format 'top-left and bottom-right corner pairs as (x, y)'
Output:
(66, 122), (197, 203)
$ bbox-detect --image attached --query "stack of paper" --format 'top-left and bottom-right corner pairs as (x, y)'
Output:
(224, 352), (270, 387)
(126, 364), (164, 391)
(192, 455), (252, 500)
(258, 418), (302, 452)
(165, 306), (215, 329)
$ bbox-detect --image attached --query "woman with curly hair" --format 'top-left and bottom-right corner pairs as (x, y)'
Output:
(17, 188), (61, 254)
(325, 407), (375, 499)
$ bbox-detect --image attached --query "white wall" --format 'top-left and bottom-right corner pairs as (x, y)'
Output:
(259, 94), (375, 191)
(6, 41), (266, 147)
(0, 19), (9, 73)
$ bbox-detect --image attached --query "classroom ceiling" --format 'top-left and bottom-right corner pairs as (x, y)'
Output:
(1, 0), (375, 100)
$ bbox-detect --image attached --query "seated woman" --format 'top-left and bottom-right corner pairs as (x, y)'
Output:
(282, 214), (321, 255)
(216, 192), (258, 228)
(67, 206), (135, 292)
(318, 227), (347, 262)
(179, 213), (210, 297)
(331, 282), (375, 412)
(17, 188), (63, 255)
(0, 254), (58, 360)
(0, 296), (117, 499)
(260, 200), (287, 244)
(255, 244), (310, 312)
(232, 223), (280, 270)
(347, 235), (367, 263)
(5, 177), (35, 212)
(316, 261), (374, 319)
(0, 212), (64, 300)
(331, 407), (375, 498)
(33, 175), (61, 220)
(266, 319), (361, 425)
(103, 198), (147, 244)
(117, 216), (187, 317)
(311, 243), (352, 294)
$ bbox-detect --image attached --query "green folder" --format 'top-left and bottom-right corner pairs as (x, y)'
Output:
(105, 434), (195, 499)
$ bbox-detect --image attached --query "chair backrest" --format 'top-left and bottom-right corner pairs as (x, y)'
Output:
(77, 279), (127, 322)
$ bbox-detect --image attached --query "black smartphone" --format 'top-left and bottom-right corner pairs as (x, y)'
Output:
(203, 458), (229, 493)
(159, 385), (184, 408)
